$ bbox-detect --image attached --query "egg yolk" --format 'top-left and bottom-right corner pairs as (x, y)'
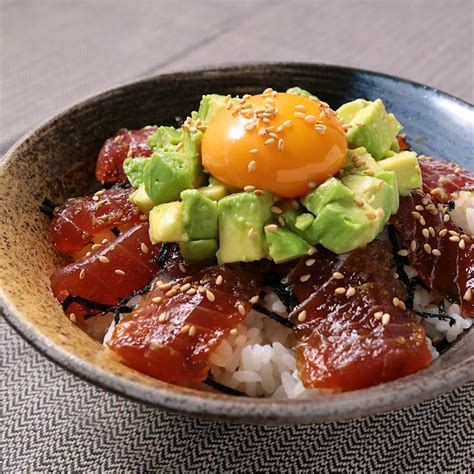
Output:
(201, 91), (348, 198)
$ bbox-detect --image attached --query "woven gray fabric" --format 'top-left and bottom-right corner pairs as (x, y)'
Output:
(1, 1), (473, 472)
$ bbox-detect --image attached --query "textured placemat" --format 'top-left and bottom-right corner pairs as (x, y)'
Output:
(1, 0), (473, 472)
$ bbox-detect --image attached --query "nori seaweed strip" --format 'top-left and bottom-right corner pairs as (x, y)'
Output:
(447, 200), (455, 211)
(387, 225), (411, 288)
(156, 243), (172, 268)
(252, 303), (294, 329)
(204, 377), (247, 397)
(111, 227), (120, 237)
(414, 310), (456, 327)
(62, 294), (111, 313)
(39, 198), (57, 219)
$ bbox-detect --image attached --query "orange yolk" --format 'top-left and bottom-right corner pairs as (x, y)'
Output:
(201, 91), (348, 198)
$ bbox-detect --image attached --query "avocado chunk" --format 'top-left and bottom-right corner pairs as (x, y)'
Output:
(336, 99), (370, 124)
(342, 147), (381, 177)
(196, 94), (231, 125)
(149, 202), (185, 244)
(375, 170), (399, 214)
(147, 126), (183, 151)
(302, 177), (354, 216)
(286, 86), (319, 101)
(341, 175), (394, 231)
(295, 213), (314, 232)
(265, 227), (314, 264)
(338, 99), (402, 160)
(216, 192), (272, 265)
(129, 184), (154, 214)
(123, 157), (149, 188)
(280, 205), (319, 244)
(378, 151), (422, 196)
(309, 201), (383, 254)
(197, 184), (229, 201)
(181, 189), (218, 241)
(179, 239), (218, 263)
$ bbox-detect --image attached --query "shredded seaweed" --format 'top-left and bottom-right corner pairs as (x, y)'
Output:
(111, 227), (120, 237)
(39, 198), (57, 219)
(415, 301), (456, 327)
(252, 303), (294, 329)
(447, 200), (455, 211)
(263, 276), (297, 312)
(204, 377), (247, 397)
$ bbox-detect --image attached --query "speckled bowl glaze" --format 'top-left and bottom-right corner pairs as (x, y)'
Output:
(1, 64), (473, 425)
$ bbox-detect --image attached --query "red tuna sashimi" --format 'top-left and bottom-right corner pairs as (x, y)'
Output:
(390, 189), (473, 316)
(95, 127), (157, 183)
(418, 158), (474, 202)
(50, 187), (143, 255)
(288, 241), (431, 390)
(51, 223), (162, 326)
(108, 264), (263, 384)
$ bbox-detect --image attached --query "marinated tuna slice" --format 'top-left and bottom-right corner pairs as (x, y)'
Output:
(95, 127), (157, 183)
(50, 187), (143, 255)
(390, 189), (473, 316)
(418, 157), (474, 202)
(288, 241), (431, 390)
(107, 264), (263, 384)
(51, 223), (162, 325)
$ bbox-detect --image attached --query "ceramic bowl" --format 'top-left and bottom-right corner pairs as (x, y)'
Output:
(1, 63), (473, 425)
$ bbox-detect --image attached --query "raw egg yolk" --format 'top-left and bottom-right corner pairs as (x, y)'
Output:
(201, 91), (348, 198)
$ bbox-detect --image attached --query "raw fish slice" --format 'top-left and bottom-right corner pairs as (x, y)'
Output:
(107, 263), (263, 384)
(418, 158), (474, 202)
(390, 189), (473, 316)
(95, 127), (156, 183)
(51, 187), (143, 255)
(51, 223), (161, 325)
(290, 241), (431, 390)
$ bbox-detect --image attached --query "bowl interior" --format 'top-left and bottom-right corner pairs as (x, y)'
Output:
(1, 63), (473, 424)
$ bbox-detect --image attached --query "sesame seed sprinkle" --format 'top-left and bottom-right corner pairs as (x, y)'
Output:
(215, 275), (223, 286)
(308, 182), (317, 189)
(158, 312), (167, 322)
(382, 313), (391, 325)
(306, 258), (316, 267)
(443, 214), (450, 222)
(463, 288), (472, 301)
(271, 206), (282, 214)
(449, 235), (460, 242)
(300, 274), (311, 282)
(297, 310), (307, 322)
(248, 227), (257, 239)
(335, 287), (346, 295)
(92, 244), (101, 251)
(294, 104), (305, 111)
(158, 282), (172, 291)
(397, 249), (409, 257)
(278, 138), (284, 151)
(264, 224), (278, 233)
(249, 149), (259, 155)
(264, 138), (275, 146)
(439, 229), (448, 237)
(152, 296), (163, 304)
(333, 272), (344, 279)
(346, 287), (356, 297)
(237, 304), (246, 315)
(422, 228), (430, 239)
(248, 160), (257, 172)
(166, 289), (177, 298)
(374, 311), (383, 320)
(459, 239), (466, 249)
(114, 269), (125, 276)
(304, 115), (316, 123)
(188, 326), (197, 336)
(410, 240), (417, 252)
(178, 263), (187, 273)
(180, 324), (190, 335)
(278, 216), (286, 227)
(428, 226), (435, 237)
(283, 120), (292, 128)
(432, 249), (441, 256)
(206, 289), (215, 302)
(294, 111), (305, 118)
(180, 283), (191, 292)
(244, 185), (256, 192)
(98, 256), (110, 264)
(79, 269), (86, 280)
(423, 243), (432, 254)
(141, 243), (149, 254)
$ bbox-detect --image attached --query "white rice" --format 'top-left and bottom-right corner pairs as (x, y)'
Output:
(99, 193), (472, 399)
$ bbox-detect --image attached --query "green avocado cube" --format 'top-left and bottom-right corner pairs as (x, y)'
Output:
(149, 202), (185, 244)
(336, 99), (370, 124)
(129, 184), (154, 214)
(378, 151), (422, 196)
(181, 189), (218, 241)
(344, 99), (402, 160)
(341, 175), (394, 229)
(179, 239), (218, 263)
(375, 170), (399, 214)
(216, 192), (272, 265)
(197, 184), (229, 201)
(265, 227), (314, 264)
(197, 94), (231, 125)
(279, 206), (319, 244)
(302, 177), (354, 216)
(342, 147), (382, 177)
(295, 213), (314, 231)
(123, 157), (149, 188)
(147, 126), (182, 151)
(308, 201), (382, 254)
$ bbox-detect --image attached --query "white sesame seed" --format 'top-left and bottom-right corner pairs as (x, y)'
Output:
(374, 311), (383, 320)
(180, 283), (191, 292)
(300, 274), (311, 282)
(264, 138), (275, 146)
(180, 324), (190, 335)
(249, 149), (259, 155)
(415, 205), (424, 211)
(92, 195), (100, 201)
(397, 249), (409, 257)
(101, 238), (109, 244)
(238, 304), (246, 315)
(304, 115), (316, 123)
(250, 295), (259, 304)
(333, 272), (344, 279)
(92, 243), (102, 251)
(463, 288), (472, 301)
(178, 263), (187, 273)
(98, 256), (110, 264)
(449, 235), (460, 242)
(346, 287), (356, 297)
(382, 313), (391, 325)
(428, 226), (435, 238)
(283, 120), (292, 128)
(335, 287), (346, 295)
(294, 104), (305, 111)
(410, 240), (417, 252)
(69, 313), (77, 323)
(422, 228), (430, 239)
(271, 206), (282, 214)
(444, 214), (450, 222)
(393, 297), (401, 308)
(277, 125), (284, 133)
(258, 127), (267, 136)
(439, 229), (448, 237)
(314, 123), (327, 134)
(165, 289), (177, 298)
(230, 328), (238, 336)
(308, 182), (317, 189)
(423, 243), (432, 254)
(278, 138), (284, 151)
(244, 185), (256, 192)
(244, 122), (256, 131)
(215, 275), (223, 286)
(186, 288), (197, 296)
(248, 160), (257, 172)
(141, 243), (149, 254)
(432, 249), (441, 257)
(297, 310), (307, 322)
(114, 269), (125, 276)
(263, 88), (274, 95)
(306, 258), (316, 267)
(459, 239), (466, 249)
(152, 296), (163, 304)
(206, 290), (215, 302)
(79, 269), (86, 280)
(291, 200), (300, 210)
(399, 300), (406, 310)
(294, 111), (305, 118)
(248, 227), (257, 239)
(264, 224), (278, 233)
(158, 282), (172, 291)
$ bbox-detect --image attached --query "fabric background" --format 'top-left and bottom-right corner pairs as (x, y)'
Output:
(1, 0), (473, 472)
